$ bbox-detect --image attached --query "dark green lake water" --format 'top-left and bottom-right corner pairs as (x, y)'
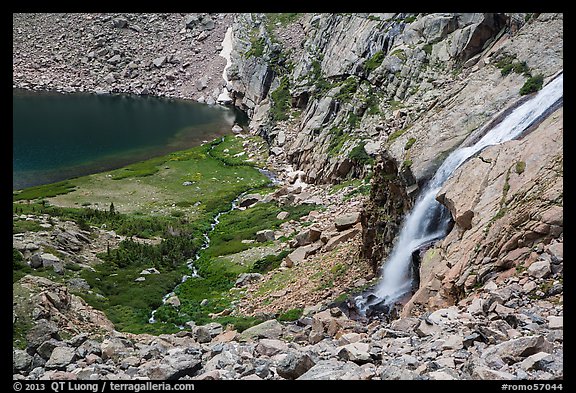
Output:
(13, 89), (247, 190)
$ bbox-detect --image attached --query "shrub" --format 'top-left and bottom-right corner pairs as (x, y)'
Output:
(278, 308), (303, 321)
(349, 142), (373, 165)
(404, 137), (416, 150)
(364, 51), (385, 74)
(270, 77), (291, 122)
(244, 36), (266, 58)
(520, 74), (544, 95)
(334, 77), (358, 102)
(515, 161), (526, 174)
(251, 250), (290, 273)
(422, 43), (433, 55)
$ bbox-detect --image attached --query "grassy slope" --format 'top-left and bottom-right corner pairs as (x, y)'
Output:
(12, 134), (287, 335)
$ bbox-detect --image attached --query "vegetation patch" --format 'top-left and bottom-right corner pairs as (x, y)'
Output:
(270, 77), (291, 122)
(348, 142), (374, 165)
(387, 125), (411, 144)
(13, 180), (76, 201)
(496, 54), (531, 77)
(404, 137), (416, 150)
(520, 74), (544, 95)
(13, 135), (276, 335)
(251, 250), (290, 274)
(403, 15), (417, 23)
(13, 249), (32, 283)
(422, 43), (433, 55)
(364, 50), (385, 74)
(278, 308), (303, 321)
(327, 126), (351, 157)
(390, 48), (407, 62)
(244, 35), (267, 59)
(402, 159), (413, 168)
(265, 13), (302, 28)
(151, 201), (319, 328)
(13, 219), (44, 234)
(334, 77), (359, 103)
(515, 161), (526, 175)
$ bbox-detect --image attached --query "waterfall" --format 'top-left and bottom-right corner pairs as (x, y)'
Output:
(357, 72), (563, 314)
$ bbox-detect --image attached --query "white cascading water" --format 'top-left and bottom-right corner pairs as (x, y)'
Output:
(357, 72), (563, 314)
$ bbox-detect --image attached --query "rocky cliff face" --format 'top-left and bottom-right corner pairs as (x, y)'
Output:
(226, 13), (553, 185)
(225, 12), (563, 313)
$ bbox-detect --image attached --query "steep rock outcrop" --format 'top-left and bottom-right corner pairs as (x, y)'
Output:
(404, 106), (563, 315)
(227, 13), (526, 185)
(360, 153), (413, 273)
(360, 13), (562, 273)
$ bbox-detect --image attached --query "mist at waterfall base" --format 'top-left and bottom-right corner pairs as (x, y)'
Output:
(355, 73), (563, 318)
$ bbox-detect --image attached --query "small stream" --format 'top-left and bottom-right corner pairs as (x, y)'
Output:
(148, 195), (241, 324)
(148, 144), (280, 325)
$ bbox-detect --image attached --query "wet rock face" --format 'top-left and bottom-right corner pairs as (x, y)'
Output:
(361, 152), (413, 273)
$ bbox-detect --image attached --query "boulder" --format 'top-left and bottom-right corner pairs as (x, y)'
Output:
(203, 322), (223, 337)
(546, 242), (563, 263)
(152, 56), (166, 68)
(334, 212), (361, 231)
(364, 140), (381, 156)
(285, 243), (322, 266)
(235, 272), (263, 287)
(547, 316), (563, 330)
(487, 335), (552, 364)
(195, 75), (209, 91)
(428, 370), (459, 380)
(107, 54), (122, 65)
(270, 147), (284, 156)
(26, 319), (60, 350)
(294, 228), (322, 247)
(101, 337), (132, 362)
(276, 131), (286, 146)
(140, 268), (160, 275)
(379, 359), (419, 380)
(527, 260), (551, 279)
(238, 319), (284, 341)
(255, 338), (289, 356)
(193, 370), (221, 380)
(112, 17), (128, 28)
(390, 317), (420, 332)
(185, 14), (199, 28)
(30, 253), (63, 274)
(239, 194), (262, 208)
(144, 351), (202, 380)
(45, 347), (76, 370)
(415, 319), (441, 337)
(337, 342), (371, 364)
(13, 349), (33, 373)
(232, 124), (243, 133)
(277, 351), (315, 379)
(297, 359), (364, 380)
(165, 296), (180, 307)
(472, 366), (516, 380)
(36, 339), (66, 360)
(323, 227), (360, 252)
(193, 326), (212, 343)
(276, 211), (290, 220)
(256, 229), (275, 242)
(518, 352), (551, 370)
